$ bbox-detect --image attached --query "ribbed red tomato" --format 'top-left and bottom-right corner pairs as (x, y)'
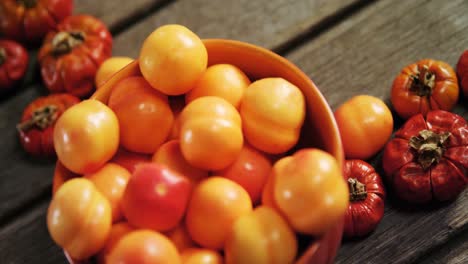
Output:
(0, 39), (29, 93)
(0, 0), (73, 44)
(383, 110), (467, 203)
(456, 50), (468, 99)
(343, 160), (385, 238)
(38, 14), (112, 98)
(17, 93), (80, 157)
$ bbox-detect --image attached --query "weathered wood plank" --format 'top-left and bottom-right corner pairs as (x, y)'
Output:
(112, 0), (361, 57)
(419, 229), (468, 264)
(282, 0), (468, 263)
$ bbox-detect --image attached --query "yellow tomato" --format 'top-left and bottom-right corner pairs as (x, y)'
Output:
(267, 148), (348, 236)
(139, 24), (207, 95)
(95, 57), (134, 88)
(47, 178), (112, 260)
(225, 206), (297, 264)
(53, 99), (119, 174)
(85, 163), (131, 222)
(185, 177), (252, 249)
(97, 222), (135, 264)
(181, 248), (223, 264)
(240, 77), (305, 154)
(185, 64), (251, 108)
(179, 96), (243, 170)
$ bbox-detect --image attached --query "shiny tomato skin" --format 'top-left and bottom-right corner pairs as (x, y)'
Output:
(47, 178), (112, 260)
(107, 230), (181, 264)
(0, 0), (73, 44)
(185, 177), (253, 250)
(85, 163), (131, 222)
(110, 148), (152, 174)
(334, 95), (393, 160)
(382, 110), (467, 203)
(268, 148), (348, 236)
(240, 77), (305, 154)
(108, 76), (174, 154)
(38, 14), (112, 98)
(391, 59), (459, 119)
(181, 248), (223, 264)
(97, 222), (135, 264)
(17, 93), (80, 157)
(121, 162), (192, 231)
(139, 24), (207, 95)
(0, 39), (29, 92)
(53, 99), (120, 174)
(225, 206), (297, 264)
(216, 144), (272, 205)
(95, 56), (133, 88)
(343, 160), (385, 238)
(456, 50), (468, 99)
(185, 63), (251, 108)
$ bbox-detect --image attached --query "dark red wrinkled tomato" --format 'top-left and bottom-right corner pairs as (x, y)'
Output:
(456, 50), (468, 99)
(0, 39), (29, 93)
(38, 14), (112, 98)
(0, 0), (73, 44)
(383, 110), (467, 204)
(343, 160), (385, 238)
(17, 93), (80, 157)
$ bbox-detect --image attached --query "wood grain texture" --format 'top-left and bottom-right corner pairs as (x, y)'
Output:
(283, 0), (468, 263)
(112, 0), (360, 58)
(419, 229), (468, 264)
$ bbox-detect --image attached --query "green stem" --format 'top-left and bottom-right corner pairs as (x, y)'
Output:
(17, 105), (59, 132)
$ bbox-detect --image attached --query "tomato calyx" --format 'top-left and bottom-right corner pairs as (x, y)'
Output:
(52, 31), (86, 56)
(0, 47), (6, 66)
(348, 178), (367, 202)
(409, 129), (451, 170)
(17, 0), (37, 8)
(409, 65), (435, 97)
(17, 105), (59, 132)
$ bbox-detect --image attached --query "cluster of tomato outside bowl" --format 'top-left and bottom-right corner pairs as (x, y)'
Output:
(52, 38), (347, 264)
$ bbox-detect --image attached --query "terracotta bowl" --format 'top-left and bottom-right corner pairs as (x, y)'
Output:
(55, 39), (345, 264)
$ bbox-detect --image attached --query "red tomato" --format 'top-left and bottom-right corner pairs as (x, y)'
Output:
(0, 39), (29, 93)
(107, 230), (181, 264)
(456, 50), (468, 99)
(343, 160), (385, 238)
(17, 93), (80, 157)
(215, 144), (271, 204)
(383, 110), (467, 203)
(391, 59), (459, 119)
(0, 0), (73, 44)
(108, 76), (174, 154)
(110, 148), (152, 174)
(38, 14), (112, 98)
(121, 162), (193, 231)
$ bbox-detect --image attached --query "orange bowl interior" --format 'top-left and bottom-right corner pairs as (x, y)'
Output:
(59, 39), (345, 264)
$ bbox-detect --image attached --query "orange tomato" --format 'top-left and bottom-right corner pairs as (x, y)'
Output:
(95, 56), (134, 88)
(225, 206), (297, 264)
(240, 77), (305, 154)
(85, 163), (131, 222)
(266, 148), (348, 236)
(53, 99), (119, 174)
(107, 230), (181, 264)
(181, 248), (223, 264)
(47, 178), (112, 260)
(108, 76), (174, 154)
(152, 140), (208, 183)
(165, 223), (196, 253)
(139, 24), (207, 95)
(185, 177), (252, 249)
(185, 64), (251, 108)
(97, 222), (135, 264)
(179, 96), (243, 170)
(216, 144), (271, 204)
(52, 160), (80, 195)
(334, 95), (393, 160)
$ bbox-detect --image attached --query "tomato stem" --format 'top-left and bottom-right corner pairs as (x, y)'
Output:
(17, 105), (59, 132)
(17, 0), (37, 8)
(0, 47), (6, 66)
(409, 65), (435, 97)
(409, 129), (451, 170)
(51, 31), (85, 56)
(348, 178), (367, 201)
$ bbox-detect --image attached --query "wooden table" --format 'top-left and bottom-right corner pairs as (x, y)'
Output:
(1, 0), (467, 263)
